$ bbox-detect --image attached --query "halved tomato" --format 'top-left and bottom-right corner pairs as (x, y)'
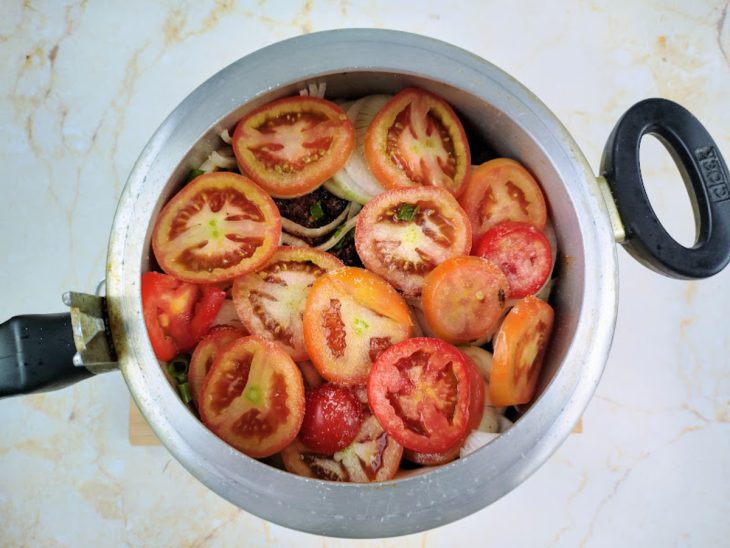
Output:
(188, 326), (245, 405)
(152, 172), (281, 283)
(458, 158), (547, 244)
(232, 247), (343, 360)
(474, 221), (553, 299)
(303, 267), (413, 385)
(281, 413), (403, 482)
(199, 335), (305, 458)
(364, 87), (471, 195)
(232, 96), (355, 198)
(298, 384), (364, 454)
(368, 338), (472, 454)
(489, 295), (554, 406)
(421, 256), (509, 344)
(354, 186), (472, 296)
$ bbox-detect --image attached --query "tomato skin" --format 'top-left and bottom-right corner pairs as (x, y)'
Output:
(458, 158), (547, 245)
(474, 221), (553, 300)
(232, 246), (343, 361)
(141, 272), (226, 361)
(368, 338), (472, 454)
(354, 186), (472, 296)
(303, 267), (413, 385)
(489, 296), (554, 406)
(232, 96), (355, 198)
(152, 172), (281, 283)
(365, 87), (471, 195)
(188, 326), (245, 405)
(421, 255), (509, 343)
(299, 384), (364, 454)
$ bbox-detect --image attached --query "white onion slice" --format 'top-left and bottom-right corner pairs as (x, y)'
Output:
(460, 431), (500, 458)
(199, 150), (237, 172)
(315, 215), (359, 251)
(280, 232), (308, 247)
(220, 128), (232, 144)
(281, 203), (351, 238)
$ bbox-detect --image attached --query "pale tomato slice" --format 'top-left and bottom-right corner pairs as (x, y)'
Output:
(281, 413), (403, 482)
(152, 172), (281, 283)
(421, 256), (509, 343)
(199, 335), (305, 458)
(458, 158), (547, 243)
(188, 326), (245, 406)
(303, 267), (413, 385)
(365, 87), (471, 195)
(232, 247), (343, 361)
(232, 96), (355, 198)
(354, 186), (472, 296)
(489, 295), (554, 406)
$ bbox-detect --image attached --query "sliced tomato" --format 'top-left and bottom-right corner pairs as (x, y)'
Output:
(188, 326), (245, 405)
(354, 186), (472, 296)
(421, 256), (509, 344)
(232, 96), (355, 198)
(489, 295), (554, 406)
(281, 413), (403, 482)
(364, 87), (471, 195)
(303, 267), (413, 385)
(141, 272), (227, 361)
(232, 247), (343, 360)
(299, 384), (364, 454)
(368, 338), (472, 453)
(475, 221), (553, 299)
(152, 172), (281, 283)
(458, 158), (547, 244)
(404, 351), (484, 465)
(199, 335), (305, 458)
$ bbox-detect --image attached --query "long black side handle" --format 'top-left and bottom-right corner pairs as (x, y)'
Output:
(0, 313), (92, 398)
(601, 98), (730, 279)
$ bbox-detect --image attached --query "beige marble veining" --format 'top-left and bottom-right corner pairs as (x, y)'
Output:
(1, 0), (729, 546)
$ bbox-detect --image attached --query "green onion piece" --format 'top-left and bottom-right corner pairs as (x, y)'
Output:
(332, 228), (354, 251)
(185, 169), (205, 183)
(167, 355), (190, 383)
(178, 382), (192, 404)
(396, 203), (418, 221)
(310, 201), (325, 221)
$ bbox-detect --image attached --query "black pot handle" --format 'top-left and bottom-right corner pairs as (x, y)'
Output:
(601, 98), (730, 279)
(0, 313), (93, 398)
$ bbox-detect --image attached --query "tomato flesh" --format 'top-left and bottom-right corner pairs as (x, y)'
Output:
(489, 296), (554, 406)
(232, 246), (343, 361)
(152, 172), (281, 283)
(365, 87), (470, 195)
(299, 384), (364, 454)
(199, 335), (305, 458)
(355, 186), (472, 296)
(475, 221), (553, 299)
(188, 326), (244, 405)
(233, 96), (355, 198)
(368, 338), (471, 453)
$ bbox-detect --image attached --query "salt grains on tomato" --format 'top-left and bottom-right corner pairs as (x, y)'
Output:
(299, 384), (363, 454)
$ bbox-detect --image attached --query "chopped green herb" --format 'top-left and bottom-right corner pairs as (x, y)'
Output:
(310, 201), (325, 221)
(396, 203), (418, 222)
(185, 168), (205, 184)
(178, 382), (192, 404)
(332, 228), (354, 251)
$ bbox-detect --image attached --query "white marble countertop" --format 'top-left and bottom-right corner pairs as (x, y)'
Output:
(1, 1), (729, 546)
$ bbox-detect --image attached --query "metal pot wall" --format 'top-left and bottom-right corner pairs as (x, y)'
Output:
(1, 30), (728, 538)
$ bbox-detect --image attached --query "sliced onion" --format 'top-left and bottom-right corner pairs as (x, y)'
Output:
(459, 345), (493, 382)
(460, 431), (500, 458)
(315, 215), (359, 251)
(347, 201), (362, 220)
(298, 81), (327, 98)
(281, 203), (350, 238)
(220, 128), (232, 144)
(280, 232), (309, 247)
(199, 150), (237, 172)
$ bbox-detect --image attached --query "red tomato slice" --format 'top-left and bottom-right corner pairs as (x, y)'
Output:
(141, 272), (227, 361)
(303, 267), (413, 385)
(475, 221), (553, 299)
(298, 384), (364, 454)
(458, 158), (547, 244)
(354, 186), (472, 296)
(199, 335), (305, 458)
(364, 87), (471, 195)
(281, 413), (403, 482)
(188, 326), (245, 406)
(232, 96), (355, 198)
(152, 172), (281, 283)
(489, 296), (554, 406)
(421, 256), (509, 343)
(368, 338), (472, 454)
(232, 247), (343, 361)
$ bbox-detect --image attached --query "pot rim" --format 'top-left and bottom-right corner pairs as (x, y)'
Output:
(106, 29), (618, 538)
